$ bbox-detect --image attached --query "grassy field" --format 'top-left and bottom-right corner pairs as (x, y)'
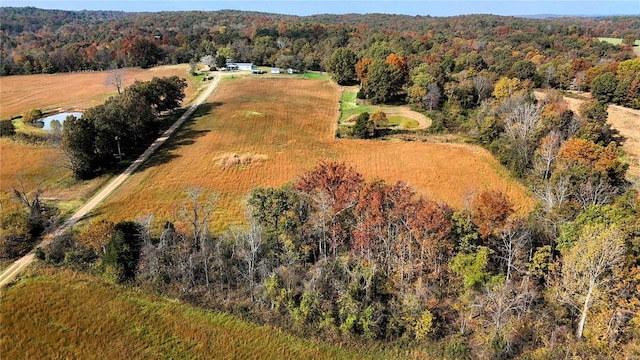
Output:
(388, 115), (420, 129)
(599, 37), (640, 55)
(0, 268), (396, 359)
(96, 77), (533, 232)
(0, 64), (199, 120)
(0, 65), (203, 214)
(339, 87), (374, 121)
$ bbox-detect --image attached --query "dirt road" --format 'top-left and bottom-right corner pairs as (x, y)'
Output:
(0, 74), (222, 290)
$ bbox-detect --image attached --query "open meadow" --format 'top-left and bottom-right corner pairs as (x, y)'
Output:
(0, 268), (391, 360)
(0, 65), (202, 213)
(96, 77), (533, 231)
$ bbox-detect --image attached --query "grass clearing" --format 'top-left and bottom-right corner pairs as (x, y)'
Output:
(0, 268), (391, 359)
(96, 77), (533, 232)
(388, 115), (420, 129)
(340, 87), (374, 121)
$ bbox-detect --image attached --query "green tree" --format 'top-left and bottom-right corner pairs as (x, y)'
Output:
(352, 112), (375, 139)
(61, 114), (97, 179)
(327, 48), (357, 85)
(364, 60), (402, 104)
(0, 119), (16, 137)
(102, 221), (142, 283)
(591, 72), (619, 103)
(511, 59), (537, 80)
(128, 39), (163, 69)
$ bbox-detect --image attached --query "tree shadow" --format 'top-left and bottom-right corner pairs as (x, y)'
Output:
(133, 101), (222, 172)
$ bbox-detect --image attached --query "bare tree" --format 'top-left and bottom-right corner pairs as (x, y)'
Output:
(496, 219), (531, 282)
(473, 75), (492, 104)
(13, 178), (43, 221)
(179, 187), (219, 290)
(532, 131), (562, 180)
(423, 82), (441, 111)
(179, 187), (218, 243)
(105, 66), (126, 94)
(233, 221), (264, 301)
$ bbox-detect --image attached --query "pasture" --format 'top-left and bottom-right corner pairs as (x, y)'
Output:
(96, 77), (533, 231)
(0, 268), (389, 359)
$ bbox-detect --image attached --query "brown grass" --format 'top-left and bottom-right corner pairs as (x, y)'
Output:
(97, 77), (533, 231)
(0, 64), (197, 119)
(0, 268), (387, 359)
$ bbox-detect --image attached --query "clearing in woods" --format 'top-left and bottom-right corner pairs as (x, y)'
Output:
(97, 77), (533, 231)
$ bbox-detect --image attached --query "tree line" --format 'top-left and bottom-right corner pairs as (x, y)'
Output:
(35, 158), (639, 358)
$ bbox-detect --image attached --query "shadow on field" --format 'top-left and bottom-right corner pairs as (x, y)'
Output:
(134, 101), (222, 172)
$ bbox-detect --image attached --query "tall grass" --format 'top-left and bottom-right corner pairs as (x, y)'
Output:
(0, 268), (390, 359)
(96, 77), (533, 232)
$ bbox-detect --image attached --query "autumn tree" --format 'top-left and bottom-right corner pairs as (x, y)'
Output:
(294, 161), (364, 258)
(355, 58), (373, 87)
(471, 189), (514, 240)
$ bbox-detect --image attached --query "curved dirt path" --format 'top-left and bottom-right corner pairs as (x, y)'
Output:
(0, 74), (222, 290)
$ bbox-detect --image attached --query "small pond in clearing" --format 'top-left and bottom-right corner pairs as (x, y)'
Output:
(32, 112), (82, 130)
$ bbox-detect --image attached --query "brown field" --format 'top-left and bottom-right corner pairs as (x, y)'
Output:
(0, 268), (388, 359)
(0, 65), (202, 213)
(535, 90), (640, 184)
(0, 64), (197, 119)
(97, 77), (533, 231)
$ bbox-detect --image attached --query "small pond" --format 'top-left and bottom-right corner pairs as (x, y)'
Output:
(33, 112), (82, 131)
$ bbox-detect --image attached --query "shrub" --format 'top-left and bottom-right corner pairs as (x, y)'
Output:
(0, 119), (16, 137)
(22, 108), (43, 123)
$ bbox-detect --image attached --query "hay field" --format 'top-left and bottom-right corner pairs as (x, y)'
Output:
(0, 268), (385, 359)
(97, 77), (533, 231)
(0, 64), (196, 119)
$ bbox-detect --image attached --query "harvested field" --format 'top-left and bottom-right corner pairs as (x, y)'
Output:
(0, 64), (197, 119)
(98, 77), (533, 231)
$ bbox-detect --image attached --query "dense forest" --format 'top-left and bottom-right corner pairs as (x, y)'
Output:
(1, 7), (640, 359)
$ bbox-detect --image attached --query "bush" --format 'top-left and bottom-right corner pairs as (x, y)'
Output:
(0, 119), (16, 137)
(22, 108), (42, 123)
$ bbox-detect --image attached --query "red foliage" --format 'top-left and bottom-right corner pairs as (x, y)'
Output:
(471, 189), (514, 239)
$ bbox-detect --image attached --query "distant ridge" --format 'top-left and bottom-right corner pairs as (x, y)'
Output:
(520, 13), (640, 19)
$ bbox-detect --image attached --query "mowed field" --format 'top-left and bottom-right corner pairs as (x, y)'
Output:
(0, 65), (202, 212)
(0, 64), (197, 119)
(97, 77), (533, 231)
(0, 268), (388, 359)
